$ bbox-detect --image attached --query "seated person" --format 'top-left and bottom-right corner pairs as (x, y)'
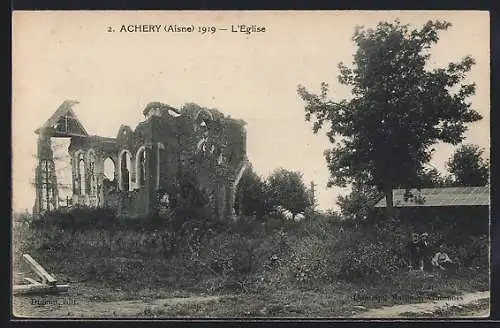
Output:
(431, 245), (454, 271)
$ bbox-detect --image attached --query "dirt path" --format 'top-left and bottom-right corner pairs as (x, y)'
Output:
(354, 291), (490, 318)
(470, 308), (490, 317)
(13, 289), (490, 319)
(13, 295), (222, 318)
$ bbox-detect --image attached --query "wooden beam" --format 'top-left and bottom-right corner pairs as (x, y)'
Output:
(13, 284), (69, 296)
(22, 254), (57, 286)
(23, 277), (42, 286)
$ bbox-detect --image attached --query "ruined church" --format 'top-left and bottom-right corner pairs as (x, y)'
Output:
(33, 100), (249, 220)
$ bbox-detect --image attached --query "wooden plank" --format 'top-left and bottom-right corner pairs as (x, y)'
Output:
(22, 254), (57, 286)
(13, 284), (69, 296)
(23, 277), (42, 285)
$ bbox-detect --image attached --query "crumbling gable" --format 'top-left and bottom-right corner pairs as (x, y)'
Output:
(33, 100), (249, 220)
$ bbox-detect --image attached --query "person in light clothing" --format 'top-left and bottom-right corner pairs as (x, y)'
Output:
(431, 245), (455, 271)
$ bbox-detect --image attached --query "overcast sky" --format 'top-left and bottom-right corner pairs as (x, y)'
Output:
(12, 11), (490, 213)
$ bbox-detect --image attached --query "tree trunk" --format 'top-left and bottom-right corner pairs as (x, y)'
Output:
(384, 185), (395, 219)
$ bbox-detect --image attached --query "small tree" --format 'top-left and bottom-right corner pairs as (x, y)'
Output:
(298, 20), (482, 219)
(446, 144), (489, 186)
(337, 183), (383, 220)
(234, 165), (270, 218)
(267, 168), (312, 217)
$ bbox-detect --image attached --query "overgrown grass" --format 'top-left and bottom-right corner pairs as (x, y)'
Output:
(12, 207), (489, 316)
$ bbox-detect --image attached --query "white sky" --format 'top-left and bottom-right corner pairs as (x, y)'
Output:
(11, 11), (490, 213)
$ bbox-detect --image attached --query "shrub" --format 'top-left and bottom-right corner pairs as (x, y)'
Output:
(14, 204), (488, 296)
(31, 206), (118, 230)
(289, 237), (330, 287)
(329, 219), (412, 282)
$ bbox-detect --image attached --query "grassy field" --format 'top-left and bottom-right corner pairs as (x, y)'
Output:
(11, 210), (490, 318)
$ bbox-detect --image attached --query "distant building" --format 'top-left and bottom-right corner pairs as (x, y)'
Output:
(33, 100), (249, 219)
(374, 186), (489, 208)
(374, 186), (489, 235)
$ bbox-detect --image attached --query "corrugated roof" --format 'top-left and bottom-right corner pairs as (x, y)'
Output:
(374, 186), (490, 208)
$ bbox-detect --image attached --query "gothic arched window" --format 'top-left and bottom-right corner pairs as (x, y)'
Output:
(119, 150), (132, 191)
(88, 150), (97, 196)
(136, 147), (147, 188)
(77, 152), (86, 195)
(40, 159), (56, 211)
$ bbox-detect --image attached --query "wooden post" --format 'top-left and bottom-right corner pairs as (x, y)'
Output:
(24, 277), (42, 286)
(13, 254), (69, 296)
(22, 254), (57, 286)
(13, 284), (69, 295)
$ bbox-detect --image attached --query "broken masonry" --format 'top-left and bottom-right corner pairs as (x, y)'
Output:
(33, 100), (249, 220)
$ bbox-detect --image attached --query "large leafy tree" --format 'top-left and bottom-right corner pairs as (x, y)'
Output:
(446, 144), (489, 186)
(298, 20), (482, 218)
(267, 168), (312, 217)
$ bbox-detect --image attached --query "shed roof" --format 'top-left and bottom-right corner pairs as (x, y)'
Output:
(374, 186), (489, 208)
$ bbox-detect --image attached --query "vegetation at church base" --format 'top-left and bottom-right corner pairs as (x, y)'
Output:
(13, 205), (488, 313)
